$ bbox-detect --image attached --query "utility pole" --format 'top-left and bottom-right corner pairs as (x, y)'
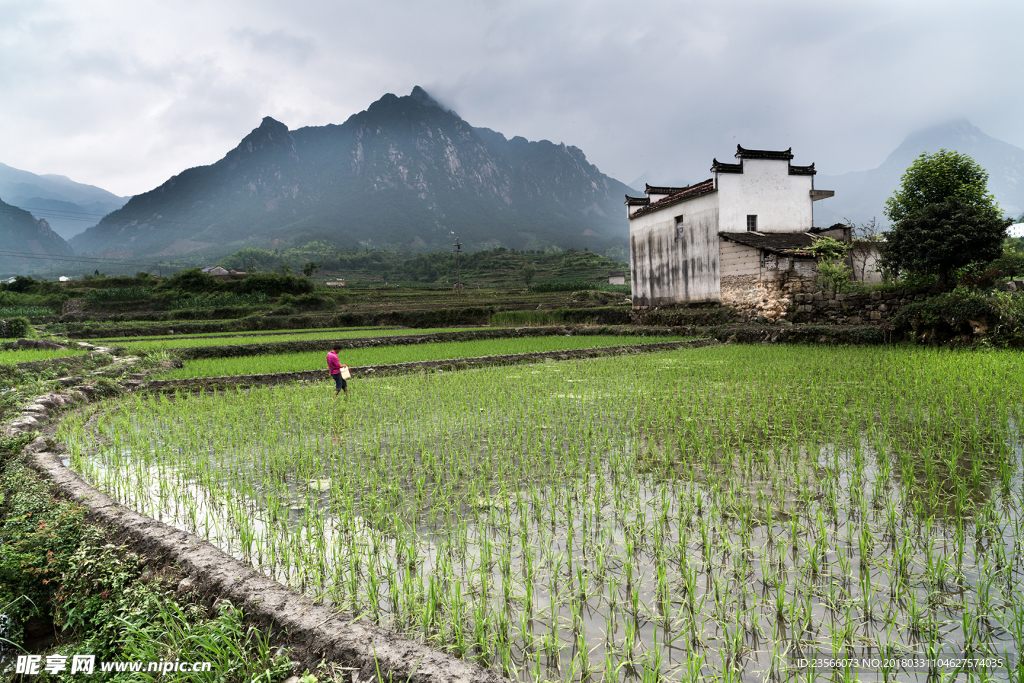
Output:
(453, 238), (463, 292)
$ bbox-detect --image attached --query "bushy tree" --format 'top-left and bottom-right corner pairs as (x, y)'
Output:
(881, 150), (1008, 288)
(884, 199), (1007, 288)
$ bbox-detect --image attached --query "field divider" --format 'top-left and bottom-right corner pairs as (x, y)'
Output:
(28, 450), (508, 683)
(146, 338), (717, 390)
(170, 325), (689, 359)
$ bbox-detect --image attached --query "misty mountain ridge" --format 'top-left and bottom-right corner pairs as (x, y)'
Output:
(816, 119), (1024, 228)
(71, 86), (635, 260)
(0, 197), (75, 275)
(0, 162), (128, 239)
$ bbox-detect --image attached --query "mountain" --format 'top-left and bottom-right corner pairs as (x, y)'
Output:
(816, 120), (1024, 229)
(71, 87), (635, 259)
(0, 163), (128, 240)
(0, 197), (76, 276)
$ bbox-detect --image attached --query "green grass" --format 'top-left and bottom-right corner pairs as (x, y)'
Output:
(99, 327), (484, 353)
(62, 345), (1024, 681)
(154, 335), (687, 378)
(0, 450), (296, 681)
(0, 347), (89, 363)
(89, 325), (395, 343)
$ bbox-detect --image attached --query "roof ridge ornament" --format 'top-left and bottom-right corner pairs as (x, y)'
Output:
(734, 145), (794, 160)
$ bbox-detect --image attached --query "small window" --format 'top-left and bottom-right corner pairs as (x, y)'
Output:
(747, 215), (757, 232)
(675, 215), (684, 239)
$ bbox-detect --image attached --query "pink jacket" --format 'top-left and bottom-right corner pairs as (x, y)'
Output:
(327, 350), (342, 374)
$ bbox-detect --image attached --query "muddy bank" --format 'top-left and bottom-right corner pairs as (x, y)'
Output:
(29, 451), (506, 683)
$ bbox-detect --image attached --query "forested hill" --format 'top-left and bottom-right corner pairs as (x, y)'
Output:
(71, 86), (634, 259)
(0, 198), (75, 276)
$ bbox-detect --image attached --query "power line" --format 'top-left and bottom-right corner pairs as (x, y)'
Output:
(0, 248), (193, 270)
(4, 205), (113, 220)
(0, 204), (209, 232)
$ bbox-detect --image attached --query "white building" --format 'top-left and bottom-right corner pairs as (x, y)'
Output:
(626, 145), (847, 317)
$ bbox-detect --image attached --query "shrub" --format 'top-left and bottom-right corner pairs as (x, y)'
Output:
(892, 287), (1024, 340)
(155, 268), (224, 294)
(991, 246), (1024, 278)
(817, 260), (854, 294)
(0, 317), (32, 338)
(236, 272), (315, 297)
(279, 292), (334, 310)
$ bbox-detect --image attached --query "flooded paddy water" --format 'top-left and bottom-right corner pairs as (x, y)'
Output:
(59, 346), (1024, 681)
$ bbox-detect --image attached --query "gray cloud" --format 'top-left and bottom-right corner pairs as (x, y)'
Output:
(231, 27), (317, 65)
(0, 0), (1021, 198)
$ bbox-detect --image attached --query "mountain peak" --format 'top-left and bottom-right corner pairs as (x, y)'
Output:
(410, 85), (443, 109)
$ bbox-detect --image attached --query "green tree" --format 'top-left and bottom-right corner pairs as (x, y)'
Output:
(883, 150), (1000, 226)
(522, 264), (536, 288)
(883, 199), (1007, 288)
(881, 150), (1008, 288)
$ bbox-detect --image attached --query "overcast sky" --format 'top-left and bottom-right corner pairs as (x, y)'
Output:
(2, 0), (1022, 198)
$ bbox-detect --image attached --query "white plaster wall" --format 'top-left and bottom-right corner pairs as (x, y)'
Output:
(629, 192), (720, 306)
(716, 159), (813, 233)
(850, 243), (883, 283)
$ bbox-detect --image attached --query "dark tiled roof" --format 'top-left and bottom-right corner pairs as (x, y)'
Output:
(789, 163), (816, 176)
(645, 183), (690, 195)
(719, 231), (817, 257)
(628, 179), (716, 219)
(711, 158), (743, 173)
(625, 195), (650, 206)
(735, 145), (794, 160)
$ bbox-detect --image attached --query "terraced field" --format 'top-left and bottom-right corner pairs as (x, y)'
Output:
(154, 335), (692, 378)
(62, 345), (1024, 682)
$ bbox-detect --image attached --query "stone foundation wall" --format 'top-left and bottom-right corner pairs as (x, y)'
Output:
(720, 273), (816, 323)
(790, 289), (928, 324)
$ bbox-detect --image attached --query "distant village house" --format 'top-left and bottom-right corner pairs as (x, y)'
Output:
(626, 145), (880, 320)
(201, 266), (247, 280)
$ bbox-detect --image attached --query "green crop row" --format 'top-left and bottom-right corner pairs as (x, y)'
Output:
(105, 327), (483, 352)
(155, 335), (687, 378)
(0, 306), (57, 317)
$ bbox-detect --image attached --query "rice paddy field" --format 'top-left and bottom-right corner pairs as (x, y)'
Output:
(0, 346), (89, 363)
(153, 335), (689, 379)
(91, 326), (483, 352)
(59, 345), (1024, 682)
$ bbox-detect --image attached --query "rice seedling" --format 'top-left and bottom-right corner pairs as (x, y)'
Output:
(59, 344), (1024, 681)
(98, 326), (485, 352)
(0, 347), (89, 363)
(154, 335), (692, 379)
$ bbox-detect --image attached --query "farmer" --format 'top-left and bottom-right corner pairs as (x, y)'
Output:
(327, 343), (349, 398)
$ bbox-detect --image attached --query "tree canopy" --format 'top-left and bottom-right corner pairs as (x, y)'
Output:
(883, 149), (1001, 226)
(881, 150), (1008, 287)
